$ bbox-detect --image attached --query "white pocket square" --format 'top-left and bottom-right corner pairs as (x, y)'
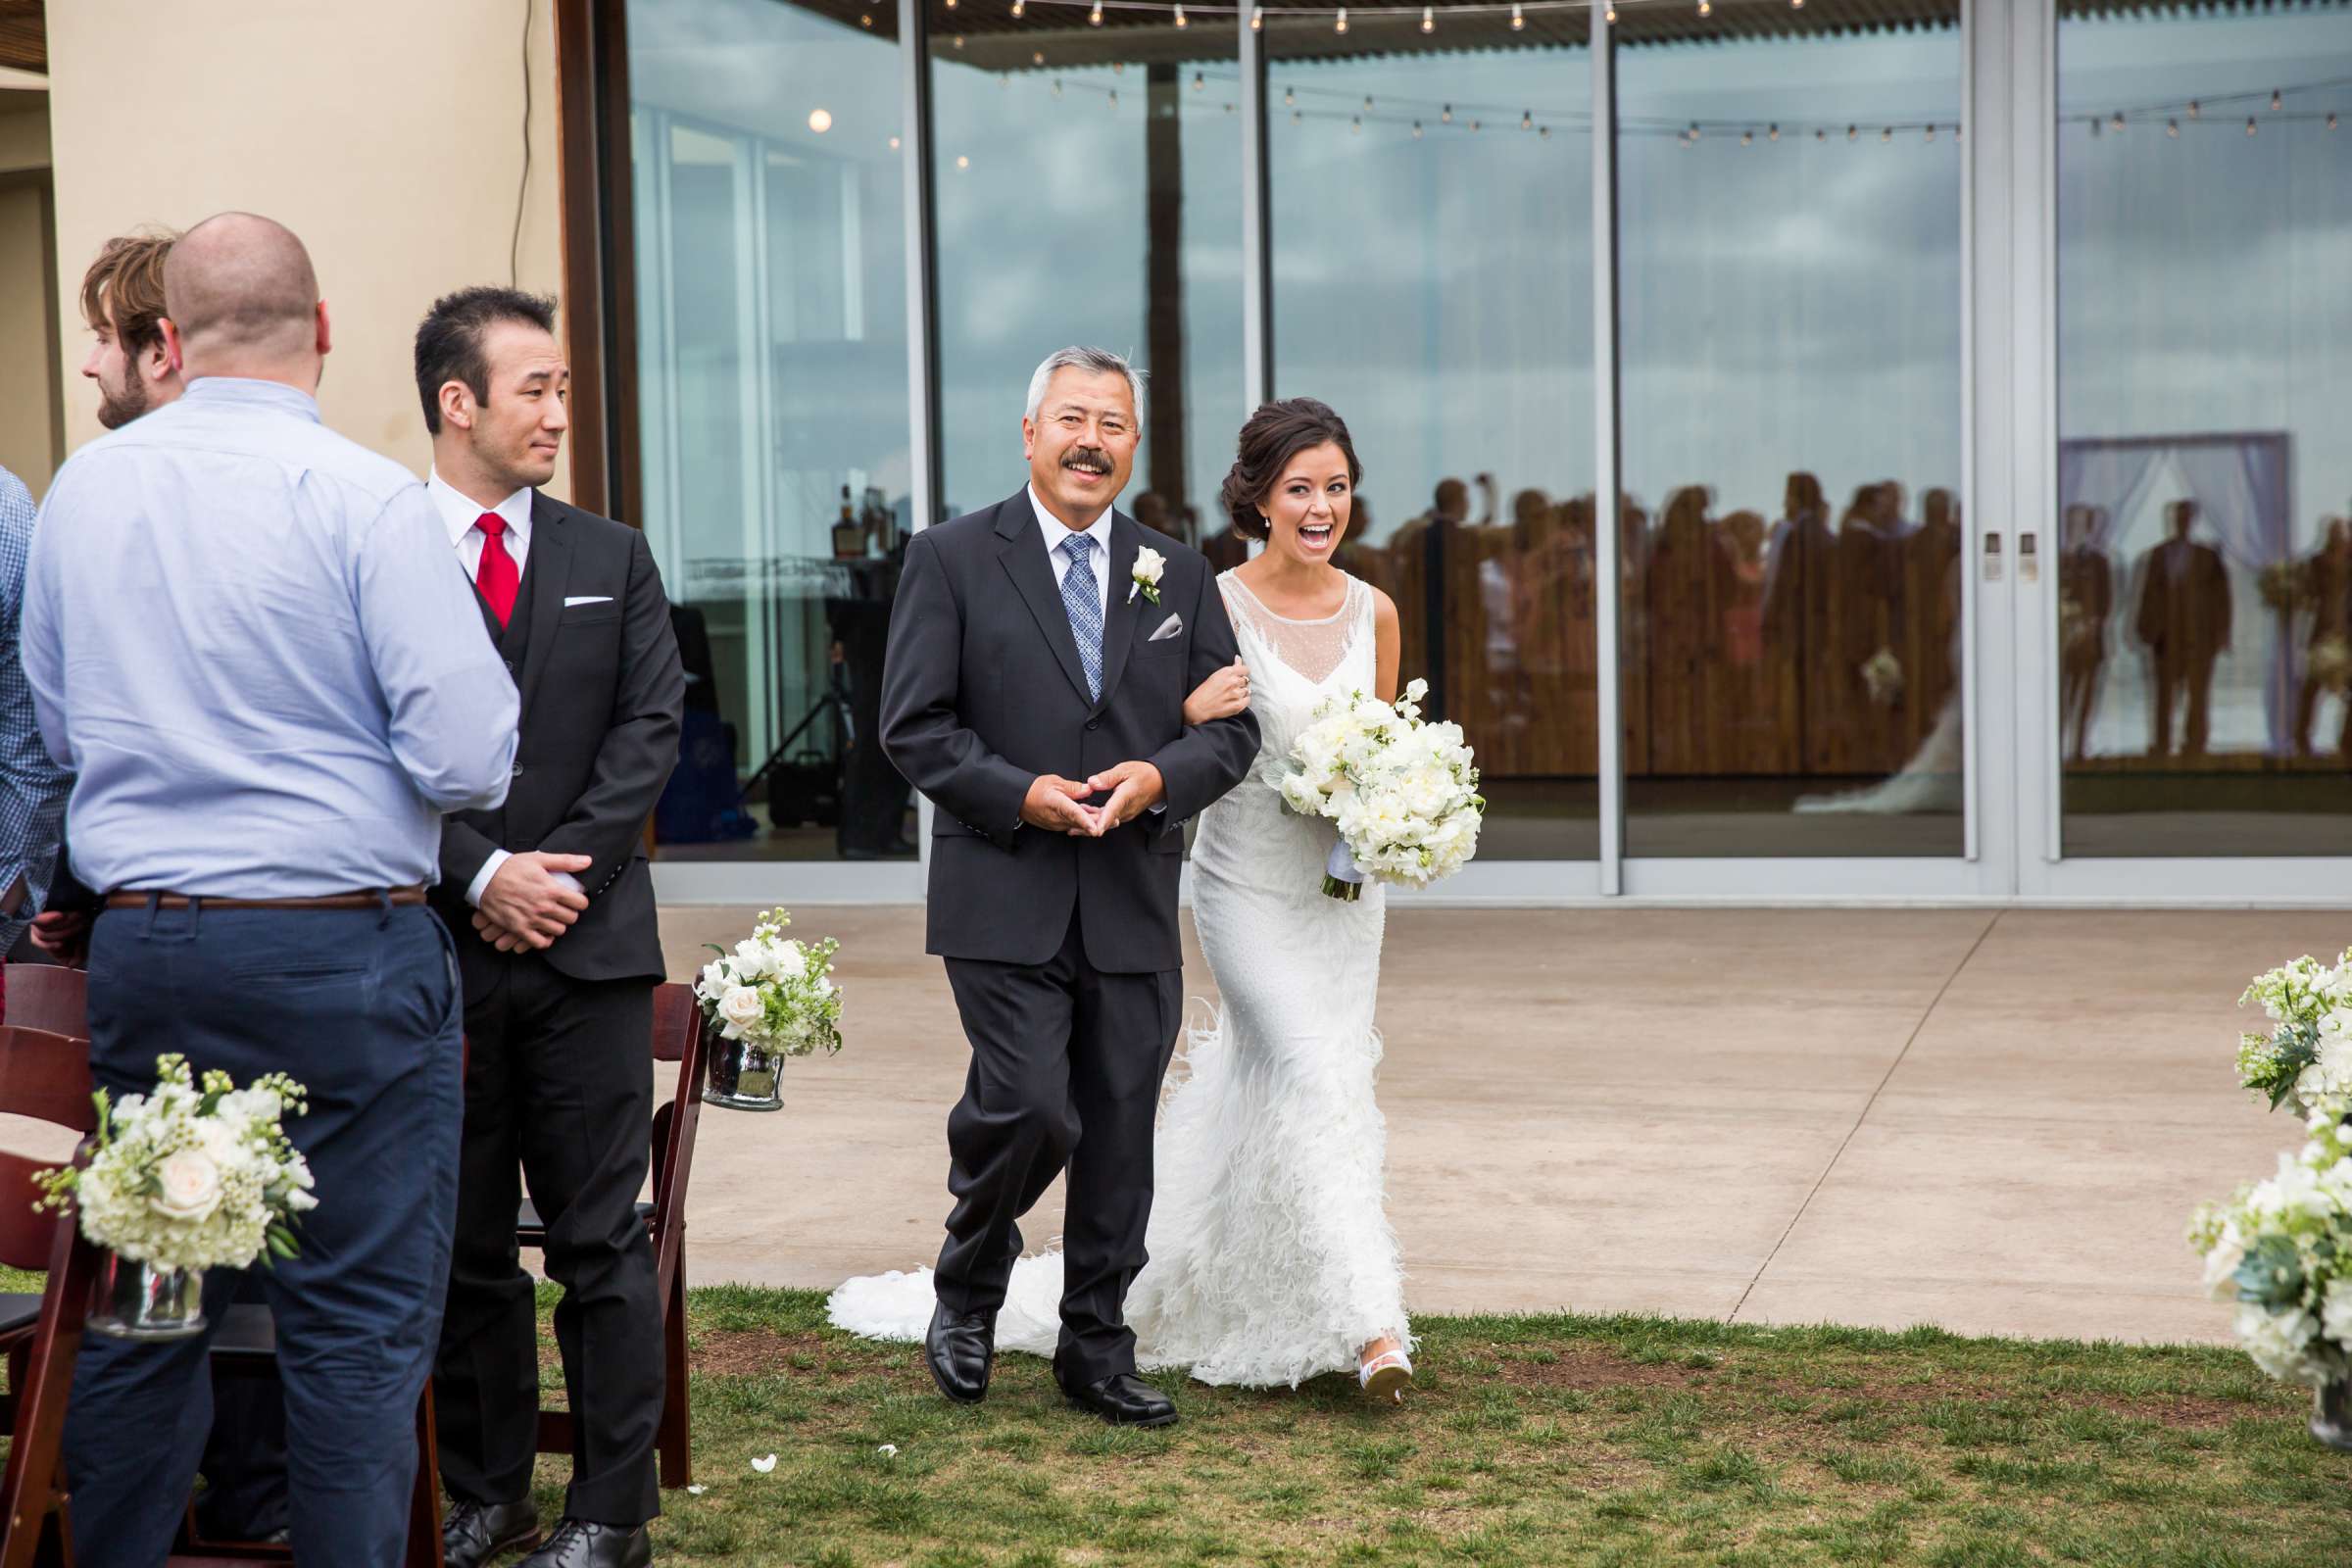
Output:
(1149, 612), (1184, 642)
(564, 595), (613, 608)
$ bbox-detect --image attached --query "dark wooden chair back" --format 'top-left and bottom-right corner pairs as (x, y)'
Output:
(2, 965), (89, 1043)
(0, 1026), (98, 1568)
(527, 981), (706, 1489)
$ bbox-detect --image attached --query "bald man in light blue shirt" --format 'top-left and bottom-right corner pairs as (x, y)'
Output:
(26, 212), (517, 1568)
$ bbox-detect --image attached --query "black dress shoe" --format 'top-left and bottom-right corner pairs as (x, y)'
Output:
(925, 1300), (995, 1404)
(516, 1518), (652, 1568)
(1056, 1366), (1178, 1428)
(443, 1497), (542, 1568)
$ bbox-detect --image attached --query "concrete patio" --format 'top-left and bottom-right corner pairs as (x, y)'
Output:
(656, 905), (2343, 1347)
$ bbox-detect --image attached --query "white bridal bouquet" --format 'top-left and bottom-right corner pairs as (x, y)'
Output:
(1277, 678), (1485, 901)
(34, 1054), (316, 1275)
(694, 906), (844, 1059)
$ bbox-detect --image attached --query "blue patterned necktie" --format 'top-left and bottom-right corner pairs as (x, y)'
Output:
(1058, 532), (1103, 702)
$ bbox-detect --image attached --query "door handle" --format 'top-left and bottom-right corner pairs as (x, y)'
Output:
(2019, 531), (2038, 583)
(1983, 531), (2003, 582)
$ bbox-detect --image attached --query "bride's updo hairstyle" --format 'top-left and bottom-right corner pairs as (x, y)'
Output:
(1219, 398), (1363, 543)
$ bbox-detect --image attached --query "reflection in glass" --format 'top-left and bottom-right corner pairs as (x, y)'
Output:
(2056, 0), (2352, 856)
(627, 0), (915, 863)
(1269, 5), (1596, 859)
(1617, 0), (1964, 858)
(929, 7), (1242, 542)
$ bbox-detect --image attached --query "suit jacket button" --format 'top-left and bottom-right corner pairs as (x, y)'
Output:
(511, 763), (525, 777)
(1086, 718), (1102, 731)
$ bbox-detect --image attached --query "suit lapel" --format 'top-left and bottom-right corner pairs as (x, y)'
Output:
(1092, 514), (1144, 714)
(995, 491), (1096, 706)
(515, 492), (574, 719)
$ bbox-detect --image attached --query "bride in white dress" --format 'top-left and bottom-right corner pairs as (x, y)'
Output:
(830, 398), (1416, 1397)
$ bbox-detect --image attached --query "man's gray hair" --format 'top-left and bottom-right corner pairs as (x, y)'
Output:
(1025, 346), (1146, 424)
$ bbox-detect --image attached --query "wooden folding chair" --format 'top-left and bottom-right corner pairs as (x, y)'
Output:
(0, 1024), (100, 1568)
(1, 966), (88, 1043)
(520, 982), (706, 1489)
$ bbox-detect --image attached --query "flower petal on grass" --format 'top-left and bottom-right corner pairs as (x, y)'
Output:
(751, 1453), (778, 1474)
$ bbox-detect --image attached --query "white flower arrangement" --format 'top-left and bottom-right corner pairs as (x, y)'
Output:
(2192, 1122), (2352, 1388)
(1860, 646), (1905, 708)
(1277, 678), (1485, 900)
(694, 907), (844, 1058)
(2236, 951), (2352, 1120)
(35, 1054), (316, 1276)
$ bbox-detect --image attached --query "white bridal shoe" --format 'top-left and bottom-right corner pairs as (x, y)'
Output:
(1359, 1344), (1413, 1402)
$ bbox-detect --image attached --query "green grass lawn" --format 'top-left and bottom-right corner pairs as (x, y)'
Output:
(569, 1287), (2350, 1567)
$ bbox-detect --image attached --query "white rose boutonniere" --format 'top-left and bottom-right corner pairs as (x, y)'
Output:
(1130, 547), (1165, 606)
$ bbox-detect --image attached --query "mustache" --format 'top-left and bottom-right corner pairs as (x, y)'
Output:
(1061, 447), (1113, 476)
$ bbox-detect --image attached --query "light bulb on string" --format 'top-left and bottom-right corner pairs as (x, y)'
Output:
(1604, 4), (1616, 20)
(889, 134), (901, 149)
(1175, 2), (1188, 24)
(1470, 118), (1482, 131)
(1791, 0), (1804, 8)
(2166, 119), (2179, 137)
(858, 13), (873, 25)
(1511, 2), (1526, 28)
(956, 154), (970, 169)
(1089, 0), (1102, 22)
(1441, 103), (1453, 123)
(945, 0), (956, 9)
(1422, 4), (1434, 28)
(1412, 120), (1424, 137)
(1816, 127), (1826, 142)
(1767, 123), (1779, 141)
(1364, 94), (1374, 110)
(1540, 124), (1550, 138)
(1032, 48), (1045, 63)
(2187, 100), (2200, 120)
(1335, 7), (1348, 32)
(1250, 5), (1262, 29)
(2271, 89), (2282, 112)
(1696, 0), (1711, 16)
(1954, 122), (1963, 141)
(1193, 71), (1203, 89)
(1011, 0), (1024, 15)
(1524, 110), (1535, 131)
(1924, 124), (1935, 142)
(1291, 109), (1300, 122)
(952, 32), (964, 47)
(1053, 77), (1063, 96)
(1108, 88), (1118, 107)
(1846, 124), (1857, 141)
(1351, 115), (1361, 133)
(1285, 85), (1296, 106)
(2330, 114), (2340, 131)
(2110, 111), (2124, 132)
(1740, 129), (1751, 146)
(1689, 122), (1700, 142)
(2246, 116), (2258, 136)
(1881, 125), (1891, 143)
(1112, 59), (1123, 72)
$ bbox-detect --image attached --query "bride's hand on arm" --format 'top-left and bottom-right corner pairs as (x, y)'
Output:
(1184, 657), (1252, 724)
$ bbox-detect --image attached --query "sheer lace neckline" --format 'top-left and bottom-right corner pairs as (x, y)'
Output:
(1220, 570), (1353, 625)
(1219, 570), (1365, 687)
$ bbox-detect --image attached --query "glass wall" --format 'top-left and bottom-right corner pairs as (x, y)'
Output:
(1269, 4), (1597, 859)
(628, 0), (916, 863)
(2055, 0), (2352, 857)
(928, 4), (1243, 537)
(1617, 0), (1965, 858)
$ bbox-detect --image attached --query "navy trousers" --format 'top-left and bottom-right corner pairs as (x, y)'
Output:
(63, 900), (464, 1568)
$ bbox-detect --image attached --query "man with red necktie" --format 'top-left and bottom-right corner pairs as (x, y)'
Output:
(416, 286), (684, 1568)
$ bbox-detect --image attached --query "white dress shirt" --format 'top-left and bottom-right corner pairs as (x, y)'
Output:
(427, 468), (576, 908)
(1031, 484), (1114, 612)
(430, 468), (535, 576)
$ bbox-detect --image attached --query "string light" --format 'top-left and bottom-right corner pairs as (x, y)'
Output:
(1881, 125), (1891, 142)
(1421, 4), (1434, 28)
(955, 154), (969, 169)
(944, 0), (955, 8)
(1689, 122), (1700, 142)
(1768, 123), (1780, 141)
(858, 12), (872, 24)
(2166, 118), (2179, 136)
(1603, 4), (1615, 20)
(1174, 1), (1187, 22)
(2332, 114), (2341, 131)
(1285, 85), (1296, 106)
(1511, 1), (1525, 27)
(1441, 103), (1453, 123)
(1540, 124), (1550, 138)
(1351, 115), (1361, 132)
(1470, 117), (1482, 131)
(1696, 0), (1710, 15)
(1053, 77), (1062, 95)
(1846, 124), (1857, 141)
(1089, 0), (1102, 21)
(1924, 123), (1935, 142)
(1335, 5), (1348, 30)
(1032, 48), (1045, 63)
(2110, 111), (2124, 131)
(2246, 116), (2258, 135)
(1107, 87), (1118, 106)
(952, 32), (965, 46)
(1364, 94), (1375, 110)
(2187, 100), (2200, 119)
(2271, 88), (2282, 112)
(1816, 128), (1826, 142)
(1740, 129), (1751, 146)
(1412, 121), (1423, 137)
(1011, 0), (1024, 14)
(1791, 0), (1804, 8)
(1193, 70), (1203, 88)
(1250, 4), (1262, 28)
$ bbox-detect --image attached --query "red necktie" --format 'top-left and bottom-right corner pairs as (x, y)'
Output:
(475, 513), (519, 628)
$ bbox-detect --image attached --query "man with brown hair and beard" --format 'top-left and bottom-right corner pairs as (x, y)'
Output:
(77, 229), (183, 430)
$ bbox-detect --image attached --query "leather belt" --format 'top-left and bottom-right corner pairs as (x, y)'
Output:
(105, 886), (428, 912)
